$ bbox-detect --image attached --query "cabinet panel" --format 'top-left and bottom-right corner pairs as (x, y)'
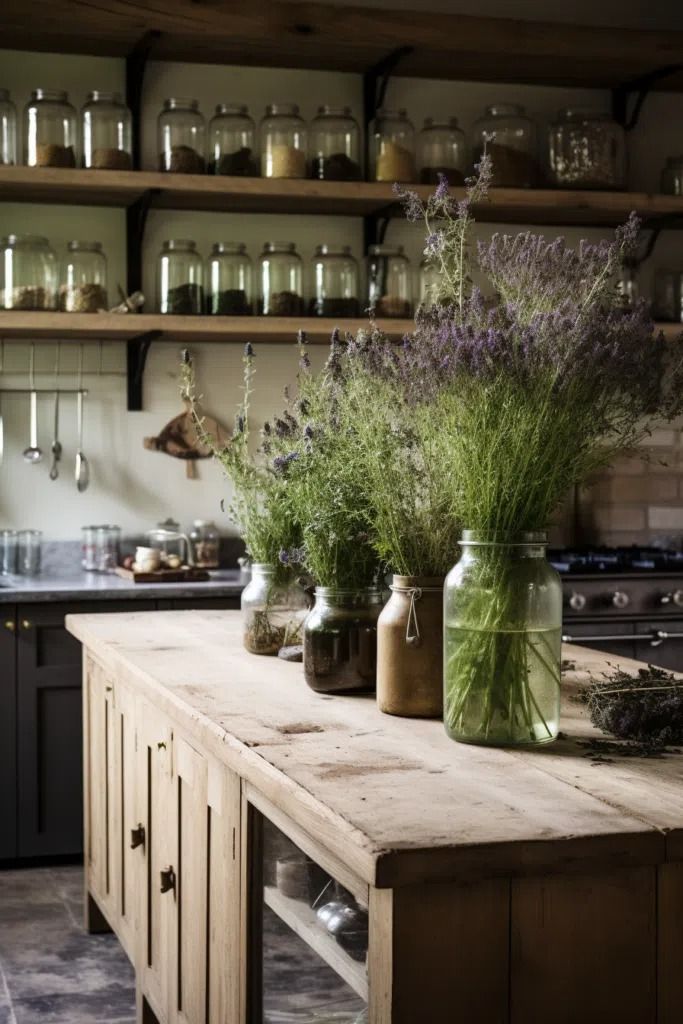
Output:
(112, 680), (140, 963)
(0, 611), (17, 859)
(85, 657), (115, 916)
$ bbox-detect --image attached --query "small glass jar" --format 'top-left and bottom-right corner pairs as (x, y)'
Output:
(617, 265), (639, 310)
(24, 89), (78, 168)
(258, 242), (304, 316)
(189, 520), (220, 568)
(208, 242), (252, 315)
(147, 518), (193, 566)
(418, 258), (440, 307)
(367, 244), (412, 318)
(242, 563), (312, 655)
(208, 104), (257, 176)
(0, 89), (17, 166)
(60, 241), (108, 312)
(310, 245), (359, 317)
(548, 109), (626, 190)
(653, 269), (683, 323)
(0, 530), (18, 575)
(417, 117), (467, 185)
(82, 91), (132, 170)
(81, 525), (98, 571)
(303, 587), (384, 694)
(17, 530), (42, 576)
(95, 525), (120, 572)
(661, 156), (683, 196)
(260, 104), (307, 178)
(309, 106), (361, 181)
(472, 103), (537, 187)
(158, 98), (206, 173)
(157, 240), (204, 315)
(1, 234), (58, 310)
(371, 108), (416, 182)
(444, 531), (562, 747)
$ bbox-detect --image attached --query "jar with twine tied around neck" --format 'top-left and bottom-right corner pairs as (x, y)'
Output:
(377, 576), (444, 717)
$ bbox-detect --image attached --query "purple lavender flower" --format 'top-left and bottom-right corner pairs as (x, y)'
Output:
(300, 350), (311, 369)
(244, 341), (254, 358)
(435, 173), (450, 200)
(236, 414), (245, 433)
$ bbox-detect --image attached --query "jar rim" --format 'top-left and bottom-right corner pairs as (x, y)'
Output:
(211, 241), (247, 254)
(422, 116), (460, 129)
(251, 562), (276, 573)
(213, 103), (249, 116)
(460, 529), (548, 546)
(315, 105), (354, 117)
(86, 91), (123, 104)
(264, 103), (301, 117)
(2, 233), (51, 247)
(67, 240), (103, 252)
(31, 89), (69, 103)
(368, 243), (405, 256)
(262, 241), (296, 253)
(162, 239), (198, 251)
(484, 103), (527, 118)
(557, 107), (612, 121)
(314, 244), (353, 257)
(164, 97), (200, 111)
(314, 585), (383, 597)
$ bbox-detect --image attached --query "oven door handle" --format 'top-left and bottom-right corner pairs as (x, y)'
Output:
(651, 629), (683, 646)
(562, 632), (656, 644)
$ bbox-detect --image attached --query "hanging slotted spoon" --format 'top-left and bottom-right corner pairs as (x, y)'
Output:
(75, 389), (89, 492)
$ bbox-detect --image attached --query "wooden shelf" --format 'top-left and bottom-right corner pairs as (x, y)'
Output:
(3, 166), (683, 228)
(3, 1), (683, 90)
(264, 886), (368, 1001)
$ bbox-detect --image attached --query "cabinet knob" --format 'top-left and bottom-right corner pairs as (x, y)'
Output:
(130, 824), (145, 850)
(4, 620), (15, 632)
(21, 619), (32, 630)
(662, 589), (683, 608)
(611, 591), (630, 610)
(568, 591), (586, 612)
(160, 867), (176, 894)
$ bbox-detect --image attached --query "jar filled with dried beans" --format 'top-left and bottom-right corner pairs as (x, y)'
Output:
(309, 245), (360, 317)
(260, 105), (307, 179)
(258, 242), (304, 316)
(60, 241), (108, 312)
(158, 98), (206, 174)
(157, 240), (204, 314)
(208, 105), (258, 176)
(309, 106), (361, 180)
(82, 92), (132, 170)
(472, 104), (538, 187)
(207, 242), (253, 315)
(24, 89), (78, 168)
(417, 117), (467, 185)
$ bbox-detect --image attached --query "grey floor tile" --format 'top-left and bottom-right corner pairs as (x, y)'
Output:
(11, 988), (135, 1023)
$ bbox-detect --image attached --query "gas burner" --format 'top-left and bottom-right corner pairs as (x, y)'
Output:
(549, 546), (683, 575)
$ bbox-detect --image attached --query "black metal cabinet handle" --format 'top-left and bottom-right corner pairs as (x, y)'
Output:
(160, 867), (176, 893)
(563, 632), (654, 644)
(130, 824), (145, 850)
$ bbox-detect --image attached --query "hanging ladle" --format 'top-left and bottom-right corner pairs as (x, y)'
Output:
(23, 345), (43, 464)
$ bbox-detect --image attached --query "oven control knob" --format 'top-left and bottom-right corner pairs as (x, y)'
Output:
(611, 590), (630, 609)
(661, 589), (683, 607)
(568, 591), (587, 611)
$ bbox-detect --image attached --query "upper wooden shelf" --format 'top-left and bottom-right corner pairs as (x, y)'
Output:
(3, 167), (683, 228)
(3, 0), (683, 90)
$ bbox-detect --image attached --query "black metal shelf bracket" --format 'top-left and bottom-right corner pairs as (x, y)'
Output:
(631, 212), (683, 267)
(612, 64), (683, 131)
(127, 329), (162, 412)
(126, 188), (160, 296)
(126, 30), (161, 171)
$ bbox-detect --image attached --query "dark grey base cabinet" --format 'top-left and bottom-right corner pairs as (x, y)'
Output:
(1, 596), (239, 862)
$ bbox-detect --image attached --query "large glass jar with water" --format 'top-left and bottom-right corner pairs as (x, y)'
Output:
(82, 92), (132, 169)
(472, 103), (537, 187)
(208, 242), (252, 315)
(157, 239), (204, 314)
(158, 98), (206, 173)
(258, 242), (304, 316)
(309, 106), (361, 180)
(208, 104), (257, 175)
(1, 234), (58, 310)
(241, 563), (311, 655)
(443, 531), (562, 747)
(60, 240), (108, 312)
(24, 89), (78, 167)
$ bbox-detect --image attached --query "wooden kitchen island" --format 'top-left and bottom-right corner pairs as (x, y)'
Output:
(67, 610), (683, 1024)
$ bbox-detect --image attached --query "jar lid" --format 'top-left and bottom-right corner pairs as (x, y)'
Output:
(214, 103), (249, 116)
(86, 91), (124, 105)
(314, 244), (353, 257)
(262, 241), (297, 253)
(211, 242), (247, 254)
(368, 244), (405, 256)
(315, 105), (354, 117)
(423, 116), (460, 129)
(67, 240), (103, 252)
(162, 239), (198, 251)
(264, 103), (300, 117)
(557, 107), (612, 122)
(376, 107), (408, 119)
(163, 97), (200, 111)
(31, 88), (69, 103)
(484, 103), (527, 118)
(2, 233), (51, 248)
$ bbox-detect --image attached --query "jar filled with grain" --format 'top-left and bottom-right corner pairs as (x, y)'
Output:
(417, 117), (467, 185)
(82, 91), (132, 170)
(309, 245), (360, 317)
(309, 106), (361, 180)
(548, 109), (626, 190)
(260, 104), (307, 178)
(158, 98), (206, 173)
(157, 240), (204, 314)
(367, 244), (412, 318)
(0, 90), (17, 165)
(24, 89), (78, 168)
(208, 104), (257, 176)
(258, 242), (304, 316)
(59, 241), (108, 312)
(371, 109), (416, 183)
(0, 234), (58, 310)
(661, 156), (683, 196)
(207, 242), (253, 315)
(472, 104), (538, 187)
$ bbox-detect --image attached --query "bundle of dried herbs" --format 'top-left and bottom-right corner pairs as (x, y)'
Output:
(583, 664), (683, 751)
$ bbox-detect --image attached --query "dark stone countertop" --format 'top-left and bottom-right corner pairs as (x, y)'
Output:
(0, 568), (247, 604)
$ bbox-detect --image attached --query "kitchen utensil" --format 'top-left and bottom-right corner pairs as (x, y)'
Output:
(143, 398), (228, 479)
(23, 390), (42, 463)
(0, 394), (4, 467)
(48, 390), (61, 480)
(75, 390), (89, 492)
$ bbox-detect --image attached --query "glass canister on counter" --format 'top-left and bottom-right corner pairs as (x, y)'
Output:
(158, 98), (206, 173)
(24, 89), (78, 167)
(0, 89), (17, 165)
(371, 108), (416, 182)
(1, 234), (58, 310)
(241, 563), (312, 655)
(367, 244), (412, 318)
(258, 241), (304, 316)
(82, 525), (120, 572)
(207, 242), (252, 315)
(189, 520), (220, 568)
(417, 117), (467, 185)
(82, 92), (132, 170)
(60, 241), (108, 312)
(260, 104), (307, 179)
(661, 156), (683, 196)
(310, 245), (360, 317)
(0, 530), (18, 576)
(17, 530), (42, 575)
(157, 240), (204, 314)
(472, 103), (538, 187)
(208, 104), (258, 176)
(548, 109), (626, 189)
(309, 106), (361, 181)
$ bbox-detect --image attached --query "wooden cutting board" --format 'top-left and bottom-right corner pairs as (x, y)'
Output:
(143, 398), (228, 479)
(115, 566), (211, 584)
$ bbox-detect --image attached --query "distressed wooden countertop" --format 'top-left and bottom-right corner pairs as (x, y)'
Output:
(67, 610), (683, 888)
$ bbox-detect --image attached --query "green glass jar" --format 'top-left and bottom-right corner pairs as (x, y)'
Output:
(303, 587), (384, 694)
(443, 531), (562, 746)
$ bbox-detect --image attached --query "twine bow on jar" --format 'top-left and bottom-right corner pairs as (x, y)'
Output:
(390, 582), (443, 647)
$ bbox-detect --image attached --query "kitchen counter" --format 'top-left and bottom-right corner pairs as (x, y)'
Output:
(0, 568), (246, 603)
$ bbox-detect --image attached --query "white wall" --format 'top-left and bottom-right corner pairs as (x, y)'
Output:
(1, 47), (682, 539)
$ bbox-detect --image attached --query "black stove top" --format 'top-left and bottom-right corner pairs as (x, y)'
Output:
(549, 546), (683, 575)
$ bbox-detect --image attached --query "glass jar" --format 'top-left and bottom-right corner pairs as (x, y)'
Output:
(208, 104), (257, 176)
(60, 240), (108, 312)
(310, 245), (360, 317)
(309, 106), (361, 181)
(0, 530), (18, 575)
(653, 269), (683, 323)
(189, 520), (220, 568)
(241, 563), (312, 655)
(208, 242), (252, 315)
(157, 240), (204, 314)
(258, 241), (304, 316)
(0, 234), (57, 310)
(661, 156), (683, 196)
(0, 89), (17, 165)
(472, 103), (537, 187)
(548, 109), (626, 189)
(417, 117), (467, 185)
(17, 530), (42, 576)
(158, 98), (206, 173)
(82, 91), (132, 170)
(444, 531), (562, 747)
(367, 244), (412, 318)
(371, 108), (416, 182)
(81, 525), (98, 571)
(303, 587), (384, 694)
(24, 89), (78, 167)
(617, 265), (639, 310)
(147, 518), (194, 566)
(418, 258), (440, 307)
(260, 104), (307, 179)
(95, 525), (120, 572)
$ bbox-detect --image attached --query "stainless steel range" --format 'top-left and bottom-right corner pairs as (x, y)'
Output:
(551, 547), (683, 671)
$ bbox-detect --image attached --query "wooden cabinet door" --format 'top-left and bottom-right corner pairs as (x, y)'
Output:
(84, 656), (116, 920)
(0, 610), (17, 860)
(111, 680), (141, 963)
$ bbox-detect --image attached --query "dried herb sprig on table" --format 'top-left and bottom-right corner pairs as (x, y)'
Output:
(583, 664), (683, 752)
